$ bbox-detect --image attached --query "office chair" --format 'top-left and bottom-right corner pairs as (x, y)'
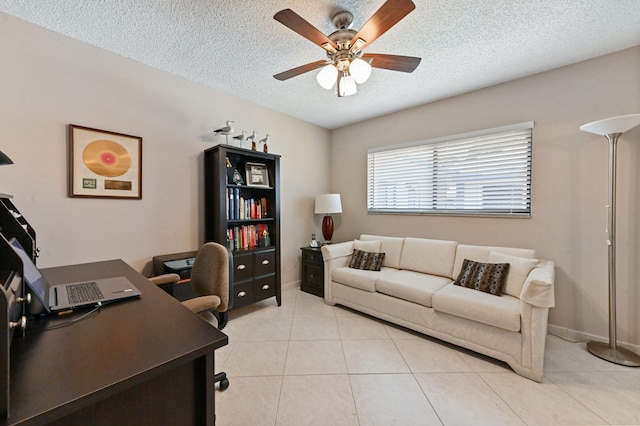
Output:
(149, 242), (230, 391)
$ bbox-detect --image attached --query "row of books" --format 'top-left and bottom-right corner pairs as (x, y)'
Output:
(227, 224), (270, 251)
(226, 188), (268, 220)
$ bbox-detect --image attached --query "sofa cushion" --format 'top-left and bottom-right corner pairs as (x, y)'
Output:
(454, 259), (510, 296)
(375, 270), (451, 308)
(488, 251), (539, 298)
(349, 250), (386, 271)
(354, 239), (381, 253)
(432, 283), (521, 332)
(452, 244), (536, 280)
(360, 235), (405, 269)
(332, 266), (396, 292)
(398, 237), (457, 278)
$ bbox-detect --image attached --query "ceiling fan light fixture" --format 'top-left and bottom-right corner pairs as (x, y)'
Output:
(349, 57), (372, 84)
(273, 1), (421, 98)
(317, 64), (338, 89)
(337, 74), (357, 97)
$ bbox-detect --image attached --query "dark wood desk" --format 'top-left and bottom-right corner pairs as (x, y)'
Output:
(1, 259), (228, 426)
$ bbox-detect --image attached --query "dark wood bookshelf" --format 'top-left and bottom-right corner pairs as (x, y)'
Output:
(204, 145), (281, 310)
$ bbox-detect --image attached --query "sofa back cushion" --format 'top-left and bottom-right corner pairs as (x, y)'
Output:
(353, 239), (381, 253)
(452, 244), (536, 286)
(488, 251), (539, 298)
(360, 235), (405, 268)
(399, 237), (458, 278)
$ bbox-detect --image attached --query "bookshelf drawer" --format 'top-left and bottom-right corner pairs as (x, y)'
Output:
(254, 250), (276, 276)
(232, 281), (254, 309)
(233, 252), (254, 282)
(254, 275), (276, 300)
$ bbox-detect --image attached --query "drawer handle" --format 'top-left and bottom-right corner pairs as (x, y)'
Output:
(309, 274), (314, 279)
(262, 284), (270, 290)
(237, 264), (246, 270)
(261, 259), (270, 265)
(310, 255), (316, 260)
(238, 291), (247, 297)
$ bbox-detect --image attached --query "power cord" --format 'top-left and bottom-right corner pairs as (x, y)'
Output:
(26, 301), (107, 334)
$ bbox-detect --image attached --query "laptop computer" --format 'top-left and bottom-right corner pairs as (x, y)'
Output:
(9, 238), (141, 315)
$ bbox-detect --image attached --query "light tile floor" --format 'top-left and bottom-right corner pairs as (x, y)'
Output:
(215, 287), (640, 425)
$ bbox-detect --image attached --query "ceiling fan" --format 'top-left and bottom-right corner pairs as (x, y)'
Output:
(273, 0), (421, 97)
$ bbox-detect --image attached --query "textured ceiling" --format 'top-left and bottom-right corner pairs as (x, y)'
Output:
(2, 0), (640, 129)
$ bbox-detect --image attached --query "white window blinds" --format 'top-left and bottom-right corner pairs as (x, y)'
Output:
(367, 122), (533, 217)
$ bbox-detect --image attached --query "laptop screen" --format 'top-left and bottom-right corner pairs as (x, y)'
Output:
(9, 238), (50, 311)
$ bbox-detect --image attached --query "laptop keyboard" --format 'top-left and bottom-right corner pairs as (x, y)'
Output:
(66, 281), (104, 304)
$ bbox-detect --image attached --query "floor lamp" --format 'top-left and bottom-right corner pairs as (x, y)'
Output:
(579, 113), (640, 366)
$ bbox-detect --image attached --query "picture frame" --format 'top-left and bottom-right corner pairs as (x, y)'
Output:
(245, 162), (270, 187)
(69, 125), (142, 199)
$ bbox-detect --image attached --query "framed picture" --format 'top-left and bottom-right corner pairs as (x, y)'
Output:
(245, 162), (270, 187)
(69, 125), (142, 199)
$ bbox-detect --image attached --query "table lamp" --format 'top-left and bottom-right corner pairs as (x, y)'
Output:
(579, 113), (640, 366)
(314, 194), (342, 244)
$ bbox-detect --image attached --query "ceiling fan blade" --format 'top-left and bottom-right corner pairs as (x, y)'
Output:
(363, 54), (421, 73)
(273, 60), (329, 81)
(274, 9), (338, 52)
(349, 0), (416, 51)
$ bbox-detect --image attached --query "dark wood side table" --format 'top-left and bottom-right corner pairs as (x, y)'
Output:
(300, 246), (324, 297)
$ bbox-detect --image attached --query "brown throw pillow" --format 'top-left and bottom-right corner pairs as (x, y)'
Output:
(453, 259), (510, 296)
(349, 249), (386, 271)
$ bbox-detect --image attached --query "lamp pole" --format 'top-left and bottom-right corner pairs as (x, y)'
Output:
(580, 114), (640, 366)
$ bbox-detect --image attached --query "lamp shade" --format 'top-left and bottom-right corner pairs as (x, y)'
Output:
(314, 194), (342, 214)
(580, 113), (640, 136)
(317, 64), (338, 90)
(337, 75), (357, 97)
(0, 151), (13, 165)
(349, 58), (372, 84)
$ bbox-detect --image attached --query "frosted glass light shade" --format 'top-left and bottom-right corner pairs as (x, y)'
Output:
(580, 113), (640, 136)
(316, 64), (338, 90)
(314, 194), (342, 214)
(337, 75), (357, 97)
(349, 58), (372, 84)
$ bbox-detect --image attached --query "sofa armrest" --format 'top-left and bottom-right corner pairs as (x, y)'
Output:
(321, 241), (354, 261)
(520, 260), (555, 308)
(321, 241), (354, 302)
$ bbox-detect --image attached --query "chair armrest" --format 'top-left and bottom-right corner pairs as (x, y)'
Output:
(182, 295), (221, 314)
(148, 273), (181, 286)
(520, 260), (555, 308)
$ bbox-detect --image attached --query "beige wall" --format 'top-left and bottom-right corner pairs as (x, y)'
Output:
(3, 12), (640, 347)
(0, 13), (330, 286)
(330, 45), (640, 346)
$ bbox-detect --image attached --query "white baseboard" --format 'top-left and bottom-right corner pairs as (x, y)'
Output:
(547, 324), (640, 352)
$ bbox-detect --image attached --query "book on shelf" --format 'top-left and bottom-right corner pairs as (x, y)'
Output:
(226, 191), (269, 221)
(227, 224), (269, 251)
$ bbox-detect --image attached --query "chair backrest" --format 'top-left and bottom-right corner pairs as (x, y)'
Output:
(189, 242), (230, 312)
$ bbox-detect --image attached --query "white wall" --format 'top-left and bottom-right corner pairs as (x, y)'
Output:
(330, 45), (640, 346)
(0, 13), (331, 286)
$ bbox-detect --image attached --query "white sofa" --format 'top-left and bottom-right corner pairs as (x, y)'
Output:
(322, 234), (555, 382)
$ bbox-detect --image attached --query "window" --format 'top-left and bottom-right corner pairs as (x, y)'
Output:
(367, 122), (532, 217)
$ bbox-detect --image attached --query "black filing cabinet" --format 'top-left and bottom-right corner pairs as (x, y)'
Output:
(300, 246), (324, 297)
